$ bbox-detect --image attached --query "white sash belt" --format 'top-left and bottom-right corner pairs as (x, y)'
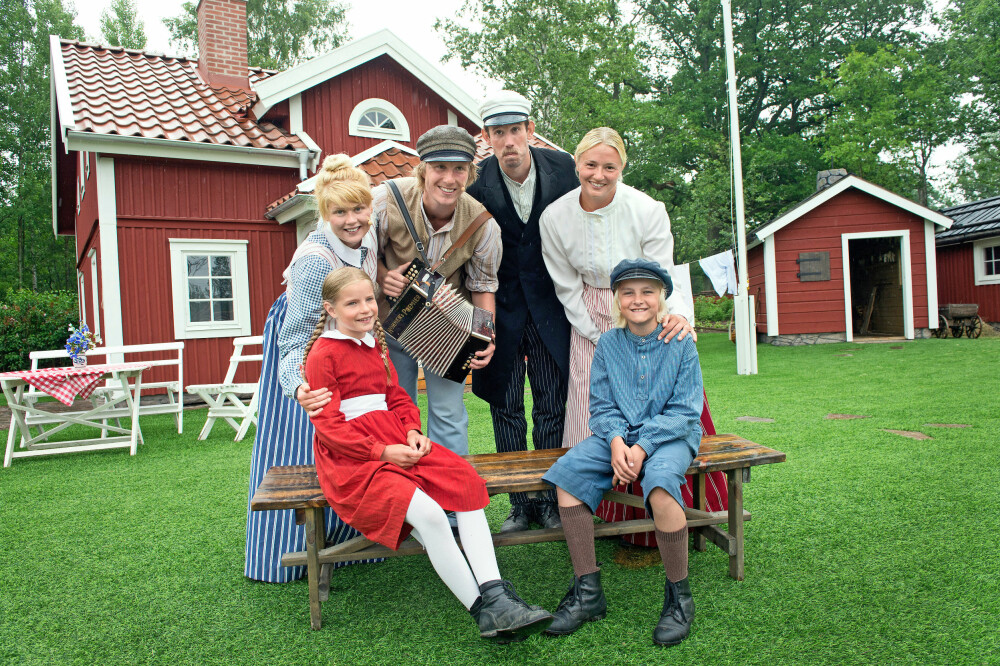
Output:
(340, 393), (387, 421)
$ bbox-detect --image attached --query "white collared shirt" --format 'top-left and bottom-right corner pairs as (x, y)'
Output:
(499, 157), (537, 223)
(321, 227), (373, 266)
(320, 329), (376, 347)
(539, 182), (694, 343)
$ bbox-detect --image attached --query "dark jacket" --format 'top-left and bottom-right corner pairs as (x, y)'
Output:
(468, 145), (578, 404)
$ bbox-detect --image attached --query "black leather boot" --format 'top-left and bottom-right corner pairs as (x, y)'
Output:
(543, 570), (607, 636)
(469, 579), (553, 643)
(653, 577), (694, 646)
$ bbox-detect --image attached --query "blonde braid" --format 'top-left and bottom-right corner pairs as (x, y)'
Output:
(300, 311), (328, 383)
(372, 318), (391, 383)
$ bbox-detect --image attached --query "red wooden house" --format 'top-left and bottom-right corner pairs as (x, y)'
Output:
(49, 0), (543, 386)
(747, 171), (953, 344)
(936, 196), (1000, 325)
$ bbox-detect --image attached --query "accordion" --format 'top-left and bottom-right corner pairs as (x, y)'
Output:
(384, 259), (495, 383)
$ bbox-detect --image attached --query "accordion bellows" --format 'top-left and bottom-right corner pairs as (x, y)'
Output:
(384, 263), (494, 383)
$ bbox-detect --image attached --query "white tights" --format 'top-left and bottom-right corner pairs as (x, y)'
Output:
(404, 489), (501, 609)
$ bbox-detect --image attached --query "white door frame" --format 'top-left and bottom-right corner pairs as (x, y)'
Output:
(842, 230), (913, 342)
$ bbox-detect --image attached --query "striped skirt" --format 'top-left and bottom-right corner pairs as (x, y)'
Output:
(564, 285), (728, 547)
(244, 293), (362, 582)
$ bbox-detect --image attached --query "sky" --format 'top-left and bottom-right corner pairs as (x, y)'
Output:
(64, 0), (498, 96)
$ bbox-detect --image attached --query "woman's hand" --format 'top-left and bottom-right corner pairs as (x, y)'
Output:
(380, 444), (424, 469)
(469, 341), (495, 369)
(657, 313), (697, 343)
(296, 381), (332, 417)
(406, 429), (432, 457)
(381, 261), (412, 299)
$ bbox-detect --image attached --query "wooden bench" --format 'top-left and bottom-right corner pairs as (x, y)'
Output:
(251, 433), (784, 629)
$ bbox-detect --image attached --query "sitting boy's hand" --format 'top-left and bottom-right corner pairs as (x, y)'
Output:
(611, 437), (647, 486)
(380, 444), (424, 469)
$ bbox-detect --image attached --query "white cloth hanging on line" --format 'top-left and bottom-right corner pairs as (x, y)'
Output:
(699, 250), (737, 296)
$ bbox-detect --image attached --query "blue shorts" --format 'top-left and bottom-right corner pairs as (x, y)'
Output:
(542, 433), (694, 516)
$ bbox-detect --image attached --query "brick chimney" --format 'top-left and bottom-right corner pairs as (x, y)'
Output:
(816, 168), (848, 192)
(197, 0), (249, 92)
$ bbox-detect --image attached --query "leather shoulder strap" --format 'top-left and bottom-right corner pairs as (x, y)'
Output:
(432, 211), (494, 272)
(387, 179), (429, 265)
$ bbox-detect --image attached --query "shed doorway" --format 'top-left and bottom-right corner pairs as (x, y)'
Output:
(847, 236), (904, 337)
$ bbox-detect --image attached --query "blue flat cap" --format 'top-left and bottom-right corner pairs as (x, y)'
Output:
(611, 258), (674, 299)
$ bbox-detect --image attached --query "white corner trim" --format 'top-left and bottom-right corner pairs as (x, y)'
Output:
(167, 239), (252, 340)
(49, 36), (75, 141)
(251, 29), (481, 127)
(924, 221), (939, 328)
(64, 131), (311, 169)
(973, 236), (1000, 285)
(96, 157), (124, 351)
(841, 230), (914, 342)
(289, 94), (303, 134)
(351, 139), (419, 167)
(348, 98), (411, 142)
(756, 176), (953, 242)
(50, 77), (60, 237)
(764, 236), (779, 337)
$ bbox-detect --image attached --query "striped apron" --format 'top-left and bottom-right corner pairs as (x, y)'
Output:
(564, 285), (729, 546)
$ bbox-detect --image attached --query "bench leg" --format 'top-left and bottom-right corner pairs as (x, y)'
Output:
(692, 473), (707, 552)
(726, 469), (745, 581)
(305, 507), (326, 630)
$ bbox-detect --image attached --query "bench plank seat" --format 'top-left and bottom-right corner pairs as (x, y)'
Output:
(251, 433), (785, 629)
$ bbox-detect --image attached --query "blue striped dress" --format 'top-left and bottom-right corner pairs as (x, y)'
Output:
(244, 228), (378, 582)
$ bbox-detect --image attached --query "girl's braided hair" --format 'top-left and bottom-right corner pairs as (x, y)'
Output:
(301, 267), (391, 384)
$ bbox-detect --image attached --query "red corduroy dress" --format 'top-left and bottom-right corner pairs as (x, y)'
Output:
(305, 336), (489, 550)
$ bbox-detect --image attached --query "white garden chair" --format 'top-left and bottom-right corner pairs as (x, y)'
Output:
(186, 336), (263, 442)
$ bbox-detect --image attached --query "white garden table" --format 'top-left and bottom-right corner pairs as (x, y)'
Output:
(1, 362), (149, 467)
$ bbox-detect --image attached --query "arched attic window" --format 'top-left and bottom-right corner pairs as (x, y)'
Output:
(348, 98), (410, 142)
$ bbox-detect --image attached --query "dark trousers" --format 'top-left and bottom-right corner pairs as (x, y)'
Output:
(490, 316), (567, 506)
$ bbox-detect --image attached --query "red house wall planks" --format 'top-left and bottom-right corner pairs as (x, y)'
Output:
(300, 55), (479, 156)
(937, 244), (1000, 323)
(770, 189), (930, 335)
(748, 245), (765, 329)
(112, 157), (298, 386)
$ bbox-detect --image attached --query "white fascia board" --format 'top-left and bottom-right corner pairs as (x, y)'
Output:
(269, 195), (318, 224)
(298, 130), (322, 172)
(50, 36), (75, 143)
(756, 176), (954, 241)
(251, 29), (481, 127)
(96, 157), (124, 351)
(351, 140), (419, 166)
(50, 76), (60, 237)
(65, 131), (311, 169)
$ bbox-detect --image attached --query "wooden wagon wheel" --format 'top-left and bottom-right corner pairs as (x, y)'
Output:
(951, 324), (965, 338)
(966, 315), (984, 339)
(932, 314), (950, 338)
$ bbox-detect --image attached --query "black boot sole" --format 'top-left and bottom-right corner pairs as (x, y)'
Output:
(489, 615), (554, 643)
(653, 630), (689, 647)
(542, 611), (607, 636)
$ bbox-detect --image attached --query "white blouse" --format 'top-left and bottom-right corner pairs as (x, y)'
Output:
(539, 182), (694, 344)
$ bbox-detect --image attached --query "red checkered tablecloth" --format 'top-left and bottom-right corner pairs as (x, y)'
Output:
(0, 362), (150, 406)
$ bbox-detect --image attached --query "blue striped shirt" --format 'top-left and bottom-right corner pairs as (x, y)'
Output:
(588, 324), (704, 457)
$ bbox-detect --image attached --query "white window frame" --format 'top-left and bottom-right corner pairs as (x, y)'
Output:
(88, 248), (101, 340)
(77, 270), (86, 327)
(973, 236), (1000, 286)
(168, 238), (251, 339)
(348, 98), (410, 142)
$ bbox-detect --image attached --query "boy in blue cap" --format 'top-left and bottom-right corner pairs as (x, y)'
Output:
(541, 258), (704, 646)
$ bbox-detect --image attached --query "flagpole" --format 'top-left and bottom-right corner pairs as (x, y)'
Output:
(722, 0), (757, 374)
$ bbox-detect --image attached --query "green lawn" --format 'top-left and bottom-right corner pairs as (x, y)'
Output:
(1, 334), (997, 665)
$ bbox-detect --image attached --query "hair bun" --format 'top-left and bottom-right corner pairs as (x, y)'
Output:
(321, 154), (355, 175)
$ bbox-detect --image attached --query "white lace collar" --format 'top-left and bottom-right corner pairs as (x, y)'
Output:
(320, 328), (376, 347)
(321, 227), (367, 267)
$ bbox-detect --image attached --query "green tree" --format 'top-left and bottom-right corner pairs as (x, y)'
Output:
(0, 0), (83, 293)
(823, 45), (962, 206)
(100, 0), (146, 49)
(949, 137), (1000, 202)
(163, 0), (349, 70)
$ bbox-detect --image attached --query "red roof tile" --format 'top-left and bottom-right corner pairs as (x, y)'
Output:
(59, 41), (307, 152)
(361, 147), (420, 185)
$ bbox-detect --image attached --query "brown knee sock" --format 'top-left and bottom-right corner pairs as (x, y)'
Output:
(559, 504), (598, 577)
(655, 527), (689, 583)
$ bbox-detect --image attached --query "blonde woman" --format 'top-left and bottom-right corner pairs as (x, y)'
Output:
(245, 155), (380, 583)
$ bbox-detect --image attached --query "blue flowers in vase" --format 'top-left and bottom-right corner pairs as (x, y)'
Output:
(66, 324), (102, 367)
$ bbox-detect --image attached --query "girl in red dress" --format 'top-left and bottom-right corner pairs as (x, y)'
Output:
(302, 267), (552, 642)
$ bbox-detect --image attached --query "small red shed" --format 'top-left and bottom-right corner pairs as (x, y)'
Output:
(49, 0), (496, 386)
(936, 196), (1000, 325)
(747, 171), (953, 344)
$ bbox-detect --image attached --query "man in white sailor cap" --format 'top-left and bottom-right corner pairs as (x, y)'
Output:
(467, 91), (579, 532)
